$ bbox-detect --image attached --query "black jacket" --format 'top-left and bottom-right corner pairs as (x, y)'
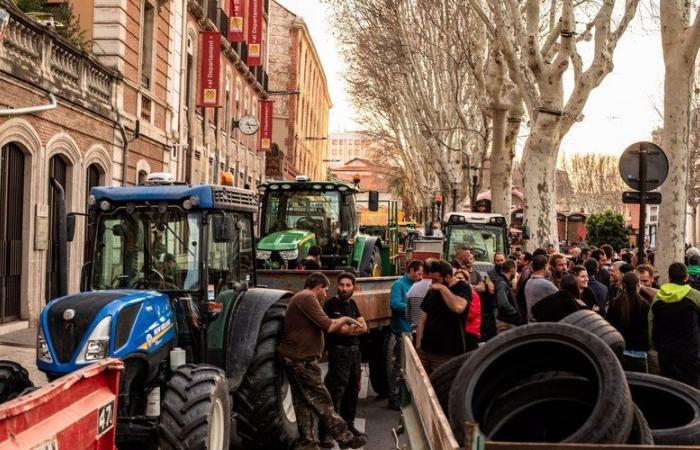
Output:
(531, 290), (583, 323)
(651, 283), (700, 361)
(607, 294), (650, 352)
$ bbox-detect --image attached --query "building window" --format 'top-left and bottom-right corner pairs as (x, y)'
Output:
(185, 35), (194, 112)
(140, 0), (156, 90)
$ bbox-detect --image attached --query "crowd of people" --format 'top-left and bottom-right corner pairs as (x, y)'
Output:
(274, 242), (700, 449)
(389, 243), (700, 391)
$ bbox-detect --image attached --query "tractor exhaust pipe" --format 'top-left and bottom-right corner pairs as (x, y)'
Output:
(50, 178), (68, 298)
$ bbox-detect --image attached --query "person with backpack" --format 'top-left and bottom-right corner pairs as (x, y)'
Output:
(688, 255), (700, 290)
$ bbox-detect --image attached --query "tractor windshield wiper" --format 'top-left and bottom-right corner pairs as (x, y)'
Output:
(144, 203), (197, 259)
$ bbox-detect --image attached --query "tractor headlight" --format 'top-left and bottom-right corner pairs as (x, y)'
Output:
(280, 249), (298, 260)
(77, 316), (111, 364)
(257, 250), (272, 260)
(37, 328), (52, 363)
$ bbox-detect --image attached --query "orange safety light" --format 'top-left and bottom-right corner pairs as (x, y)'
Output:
(220, 172), (234, 186)
(353, 174), (361, 184)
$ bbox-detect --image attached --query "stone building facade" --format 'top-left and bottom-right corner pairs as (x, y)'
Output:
(0, 1), (120, 324)
(266, 0), (331, 181)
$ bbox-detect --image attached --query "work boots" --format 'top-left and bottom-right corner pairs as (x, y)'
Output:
(338, 433), (368, 449)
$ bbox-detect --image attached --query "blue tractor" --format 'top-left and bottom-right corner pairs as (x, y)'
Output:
(35, 179), (298, 449)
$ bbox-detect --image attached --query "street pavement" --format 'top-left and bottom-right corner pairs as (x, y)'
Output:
(320, 362), (405, 450)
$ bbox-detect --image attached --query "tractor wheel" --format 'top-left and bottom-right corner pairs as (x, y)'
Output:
(233, 299), (298, 449)
(0, 361), (33, 403)
(361, 246), (383, 277)
(159, 364), (230, 450)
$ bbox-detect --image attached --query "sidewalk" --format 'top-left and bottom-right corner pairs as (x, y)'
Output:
(0, 324), (45, 386)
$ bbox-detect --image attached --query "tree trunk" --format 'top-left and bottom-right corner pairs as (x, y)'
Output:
(490, 107), (511, 218)
(522, 114), (560, 250)
(657, 68), (693, 275)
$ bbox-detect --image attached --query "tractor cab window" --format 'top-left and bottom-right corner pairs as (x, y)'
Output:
(340, 193), (356, 238)
(92, 208), (201, 291)
(207, 212), (254, 295)
(263, 190), (345, 242)
(446, 224), (505, 263)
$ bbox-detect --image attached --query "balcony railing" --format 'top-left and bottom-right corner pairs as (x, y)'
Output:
(0, 2), (117, 112)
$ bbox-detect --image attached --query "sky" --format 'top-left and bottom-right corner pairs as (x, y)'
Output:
(276, 0), (667, 157)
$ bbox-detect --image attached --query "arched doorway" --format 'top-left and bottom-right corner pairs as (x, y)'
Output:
(84, 164), (104, 264)
(46, 155), (69, 302)
(138, 169), (148, 185)
(0, 143), (24, 322)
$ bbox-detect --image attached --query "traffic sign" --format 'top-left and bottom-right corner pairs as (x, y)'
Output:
(619, 142), (669, 191)
(622, 191), (662, 205)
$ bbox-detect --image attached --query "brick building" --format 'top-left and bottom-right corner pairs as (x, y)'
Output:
(266, 0), (331, 181)
(0, 1), (120, 324)
(183, 0), (269, 189)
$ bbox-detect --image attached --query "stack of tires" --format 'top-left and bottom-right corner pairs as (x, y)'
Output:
(430, 310), (700, 446)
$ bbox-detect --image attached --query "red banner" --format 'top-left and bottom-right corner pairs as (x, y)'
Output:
(259, 100), (273, 151)
(247, 0), (262, 66)
(197, 32), (221, 107)
(228, 0), (244, 42)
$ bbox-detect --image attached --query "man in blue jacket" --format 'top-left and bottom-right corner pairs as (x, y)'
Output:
(387, 259), (424, 410)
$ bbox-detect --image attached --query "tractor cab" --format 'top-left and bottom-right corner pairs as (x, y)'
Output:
(444, 212), (508, 271)
(257, 177), (367, 271)
(38, 181), (257, 377)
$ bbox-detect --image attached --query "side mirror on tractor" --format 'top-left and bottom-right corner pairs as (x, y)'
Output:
(66, 214), (76, 242)
(213, 214), (235, 242)
(368, 191), (379, 212)
(522, 224), (531, 240)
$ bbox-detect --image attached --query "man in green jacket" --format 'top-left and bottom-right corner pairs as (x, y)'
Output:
(649, 263), (700, 388)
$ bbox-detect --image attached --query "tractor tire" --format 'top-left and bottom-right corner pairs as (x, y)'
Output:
(368, 329), (393, 398)
(559, 310), (625, 356)
(159, 364), (231, 450)
(448, 323), (633, 445)
(0, 361), (33, 403)
(429, 352), (473, 413)
(233, 299), (298, 450)
(626, 371), (700, 445)
(360, 246), (382, 277)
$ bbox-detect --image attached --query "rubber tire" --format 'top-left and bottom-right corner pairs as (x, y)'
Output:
(482, 372), (594, 435)
(627, 404), (654, 445)
(429, 352), (473, 413)
(233, 299), (298, 450)
(368, 330), (394, 398)
(448, 323), (633, 445)
(360, 246), (382, 277)
(0, 361), (33, 403)
(626, 371), (700, 445)
(559, 309), (625, 356)
(159, 364), (231, 450)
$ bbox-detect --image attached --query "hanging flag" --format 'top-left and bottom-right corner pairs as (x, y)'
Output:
(228, 0), (244, 42)
(247, 0), (262, 66)
(259, 100), (273, 151)
(197, 31), (221, 107)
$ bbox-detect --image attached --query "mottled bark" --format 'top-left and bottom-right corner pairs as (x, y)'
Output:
(522, 114), (560, 250)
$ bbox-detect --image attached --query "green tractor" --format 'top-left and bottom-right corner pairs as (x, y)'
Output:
(256, 176), (391, 276)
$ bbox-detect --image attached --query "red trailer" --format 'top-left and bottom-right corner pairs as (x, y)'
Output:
(0, 359), (123, 450)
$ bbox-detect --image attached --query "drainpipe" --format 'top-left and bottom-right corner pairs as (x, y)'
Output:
(116, 114), (129, 187)
(0, 93), (57, 116)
